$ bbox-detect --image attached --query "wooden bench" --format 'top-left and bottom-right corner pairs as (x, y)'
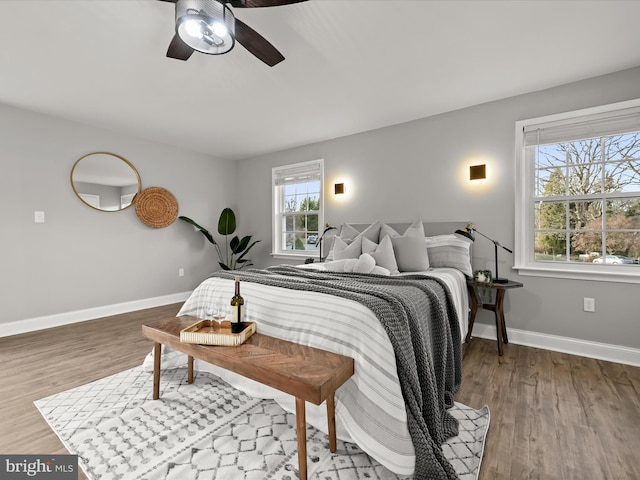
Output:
(142, 316), (355, 480)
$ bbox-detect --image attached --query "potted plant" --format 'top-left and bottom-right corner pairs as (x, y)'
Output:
(180, 208), (260, 271)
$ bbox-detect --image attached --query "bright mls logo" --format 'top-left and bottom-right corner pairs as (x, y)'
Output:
(0, 455), (77, 479)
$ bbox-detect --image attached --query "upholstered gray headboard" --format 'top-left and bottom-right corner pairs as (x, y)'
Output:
(332, 221), (474, 268)
(346, 221), (470, 237)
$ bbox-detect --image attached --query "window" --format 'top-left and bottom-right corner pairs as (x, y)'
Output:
(272, 159), (323, 257)
(515, 100), (640, 283)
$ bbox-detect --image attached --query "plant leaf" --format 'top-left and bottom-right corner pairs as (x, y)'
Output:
(236, 239), (260, 261)
(232, 235), (251, 254)
(218, 208), (236, 236)
(179, 216), (216, 245)
(230, 235), (240, 252)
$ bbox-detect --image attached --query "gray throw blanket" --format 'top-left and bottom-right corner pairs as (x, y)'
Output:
(211, 266), (463, 480)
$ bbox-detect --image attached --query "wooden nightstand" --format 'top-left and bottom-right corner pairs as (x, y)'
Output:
(465, 279), (523, 355)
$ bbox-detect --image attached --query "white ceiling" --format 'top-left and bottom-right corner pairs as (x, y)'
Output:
(2, 1), (640, 161)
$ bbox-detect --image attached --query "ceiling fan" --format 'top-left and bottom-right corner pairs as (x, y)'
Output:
(158, 0), (307, 66)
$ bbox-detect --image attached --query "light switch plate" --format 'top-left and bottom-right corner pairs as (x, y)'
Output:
(34, 211), (45, 223)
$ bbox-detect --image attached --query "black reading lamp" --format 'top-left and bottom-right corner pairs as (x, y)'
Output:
(315, 224), (337, 262)
(455, 223), (513, 283)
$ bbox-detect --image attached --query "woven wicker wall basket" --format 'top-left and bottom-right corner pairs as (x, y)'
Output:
(134, 187), (178, 228)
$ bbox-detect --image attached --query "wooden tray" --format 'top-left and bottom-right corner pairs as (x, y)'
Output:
(180, 319), (256, 346)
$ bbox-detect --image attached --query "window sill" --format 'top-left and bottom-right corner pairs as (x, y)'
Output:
(271, 252), (320, 262)
(515, 263), (640, 284)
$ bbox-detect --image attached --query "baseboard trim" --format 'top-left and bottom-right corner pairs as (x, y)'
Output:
(470, 322), (640, 367)
(0, 292), (192, 338)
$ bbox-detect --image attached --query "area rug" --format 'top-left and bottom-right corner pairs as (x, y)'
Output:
(35, 367), (489, 480)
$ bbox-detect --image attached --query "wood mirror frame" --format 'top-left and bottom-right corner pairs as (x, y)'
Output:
(70, 152), (141, 212)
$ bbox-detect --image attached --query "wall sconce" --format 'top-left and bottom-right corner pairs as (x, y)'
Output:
(334, 183), (345, 195)
(469, 164), (486, 181)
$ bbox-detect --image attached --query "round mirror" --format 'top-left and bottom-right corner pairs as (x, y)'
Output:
(70, 152), (141, 212)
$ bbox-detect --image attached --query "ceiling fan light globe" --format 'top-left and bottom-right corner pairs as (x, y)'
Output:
(183, 18), (204, 39)
(211, 21), (228, 38)
(175, 0), (236, 55)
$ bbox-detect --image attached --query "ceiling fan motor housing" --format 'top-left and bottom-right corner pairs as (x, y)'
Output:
(175, 0), (236, 54)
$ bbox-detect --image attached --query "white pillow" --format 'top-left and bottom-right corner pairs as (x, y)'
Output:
(425, 234), (473, 277)
(362, 236), (399, 274)
(353, 253), (376, 273)
(333, 236), (363, 260)
(322, 254), (390, 276)
(321, 259), (349, 271)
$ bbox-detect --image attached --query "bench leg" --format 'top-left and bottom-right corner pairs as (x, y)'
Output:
(295, 397), (307, 480)
(153, 342), (161, 400)
(188, 355), (194, 384)
(326, 394), (337, 452)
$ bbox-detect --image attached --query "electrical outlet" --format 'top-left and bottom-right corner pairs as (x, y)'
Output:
(583, 297), (595, 312)
(178, 268), (185, 277)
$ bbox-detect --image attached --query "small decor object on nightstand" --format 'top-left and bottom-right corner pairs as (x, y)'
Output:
(473, 269), (493, 302)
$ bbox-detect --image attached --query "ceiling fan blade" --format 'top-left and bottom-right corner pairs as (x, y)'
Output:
(167, 34), (195, 61)
(228, 0), (307, 7)
(234, 18), (284, 66)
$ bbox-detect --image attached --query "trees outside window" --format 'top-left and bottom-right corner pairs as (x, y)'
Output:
(534, 135), (640, 263)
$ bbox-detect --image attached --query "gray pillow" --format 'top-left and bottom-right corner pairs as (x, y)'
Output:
(390, 235), (430, 272)
(378, 219), (429, 272)
(333, 236), (362, 260)
(327, 221), (381, 261)
(379, 219), (425, 242)
(362, 236), (399, 274)
(338, 222), (360, 242)
(339, 220), (382, 243)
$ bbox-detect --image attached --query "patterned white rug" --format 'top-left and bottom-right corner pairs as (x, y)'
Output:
(35, 367), (489, 480)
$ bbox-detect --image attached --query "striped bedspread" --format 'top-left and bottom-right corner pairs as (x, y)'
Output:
(143, 266), (468, 476)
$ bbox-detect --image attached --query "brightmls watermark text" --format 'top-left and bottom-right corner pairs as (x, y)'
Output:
(0, 455), (77, 479)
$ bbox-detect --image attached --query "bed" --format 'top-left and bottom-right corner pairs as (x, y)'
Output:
(143, 220), (473, 479)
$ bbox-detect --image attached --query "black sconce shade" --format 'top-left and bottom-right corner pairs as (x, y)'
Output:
(334, 183), (345, 194)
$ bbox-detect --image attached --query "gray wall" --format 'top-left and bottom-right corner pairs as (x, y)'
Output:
(236, 67), (640, 350)
(0, 103), (235, 324)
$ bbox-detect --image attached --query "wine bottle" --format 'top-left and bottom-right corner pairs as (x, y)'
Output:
(230, 276), (244, 334)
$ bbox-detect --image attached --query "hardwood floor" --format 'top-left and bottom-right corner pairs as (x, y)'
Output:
(1, 304), (639, 479)
(458, 339), (640, 480)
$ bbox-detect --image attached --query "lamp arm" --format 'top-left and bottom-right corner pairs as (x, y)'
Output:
(472, 228), (513, 253)
(315, 225), (337, 245)
(315, 225), (337, 262)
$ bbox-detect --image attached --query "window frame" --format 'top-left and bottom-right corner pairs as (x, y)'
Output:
(514, 99), (640, 284)
(271, 159), (324, 260)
